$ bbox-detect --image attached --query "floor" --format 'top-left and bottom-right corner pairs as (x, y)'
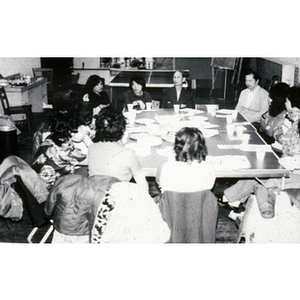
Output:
(0, 86), (240, 243)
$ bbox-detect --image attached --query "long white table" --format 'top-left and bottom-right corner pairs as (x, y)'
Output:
(124, 109), (289, 179)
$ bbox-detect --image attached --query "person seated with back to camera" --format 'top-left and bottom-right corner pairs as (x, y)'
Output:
(156, 127), (215, 193)
(88, 106), (148, 194)
(32, 112), (86, 190)
(259, 82), (290, 144)
(155, 127), (217, 243)
(235, 69), (269, 129)
(161, 70), (194, 109)
(83, 75), (111, 115)
(123, 75), (152, 110)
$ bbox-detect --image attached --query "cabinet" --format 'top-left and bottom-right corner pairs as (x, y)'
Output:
(4, 78), (48, 115)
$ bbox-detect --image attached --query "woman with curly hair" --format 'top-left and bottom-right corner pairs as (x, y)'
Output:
(156, 127), (215, 193)
(88, 106), (148, 193)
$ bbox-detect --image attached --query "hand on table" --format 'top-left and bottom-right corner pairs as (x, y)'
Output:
(133, 100), (146, 110)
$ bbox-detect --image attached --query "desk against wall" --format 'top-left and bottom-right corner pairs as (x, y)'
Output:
(4, 77), (48, 115)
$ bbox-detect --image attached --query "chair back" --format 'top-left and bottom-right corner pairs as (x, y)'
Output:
(32, 68), (53, 90)
(0, 87), (10, 115)
(158, 190), (218, 243)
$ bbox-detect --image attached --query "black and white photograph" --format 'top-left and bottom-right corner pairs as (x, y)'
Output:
(1, 2), (299, 300)
(2, 56), (300, 245)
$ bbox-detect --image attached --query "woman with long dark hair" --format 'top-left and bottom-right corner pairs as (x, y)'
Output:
(83, 75), (110, 115)
(259, 82), (290, 143)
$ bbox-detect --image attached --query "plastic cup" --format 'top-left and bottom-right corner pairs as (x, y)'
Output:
(256, 149), (266, 161)
(226, 124), (235, 136)
(226, 115), (233, 124)
(146, 102), (152, 110)
(127, 104), (134, 112)
(174, 104), (180, 114)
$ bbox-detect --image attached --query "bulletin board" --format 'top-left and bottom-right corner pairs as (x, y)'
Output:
(211, 58), (236, 70)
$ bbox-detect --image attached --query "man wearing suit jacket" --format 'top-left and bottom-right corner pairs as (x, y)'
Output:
(162, 71), (194, 109)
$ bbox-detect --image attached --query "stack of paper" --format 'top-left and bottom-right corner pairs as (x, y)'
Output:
(206, 155), (251, 171)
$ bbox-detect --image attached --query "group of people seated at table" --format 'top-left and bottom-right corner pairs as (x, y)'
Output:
(1, 68), (300, 243)
(221, 69), (300, 227)
(122, 70), (195, 110)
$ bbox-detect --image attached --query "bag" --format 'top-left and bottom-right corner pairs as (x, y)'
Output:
(0, 182), (23, 221)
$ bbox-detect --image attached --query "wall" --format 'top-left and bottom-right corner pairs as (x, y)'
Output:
(0, 57), (40, 77)
(73, 58), (100, 69)
(175, 58), (212, 79)
(263, 57), (300, 86)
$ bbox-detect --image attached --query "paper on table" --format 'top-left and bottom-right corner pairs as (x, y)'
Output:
(217, 109), (236, 114)
(202, 122), (220, 129)
(206, 155), (251, 171)
(232, 121), (251, 126)
(218, 144), (241, 149)
(157, 146), (174, 157)
(202, 129), (219, 138)
(240, 144), (273, 152)
(155, 114), (183, 125)
(125, 126), (146, 133)
(180, 108), (203, 115)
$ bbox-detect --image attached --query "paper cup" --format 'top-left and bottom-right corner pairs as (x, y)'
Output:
(241, 134), (250, 145)
(146, 102), (152, 110)
(226, 115), (233, 124)
(127, 104), (134, 112)
(226, 124), (235, 136)
(236, 125), (244, 136)
(206, 105), (218, 115)
(232, 110), (238, 119)
(174, 104), (180, 114)
(127, 111), (136, 126)
(256, 149), (266, 161)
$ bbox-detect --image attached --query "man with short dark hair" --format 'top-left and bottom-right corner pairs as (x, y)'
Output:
(235, 69), (269, 125)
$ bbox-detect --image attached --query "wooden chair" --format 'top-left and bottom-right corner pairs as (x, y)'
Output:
(0, 87), (34, 134)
